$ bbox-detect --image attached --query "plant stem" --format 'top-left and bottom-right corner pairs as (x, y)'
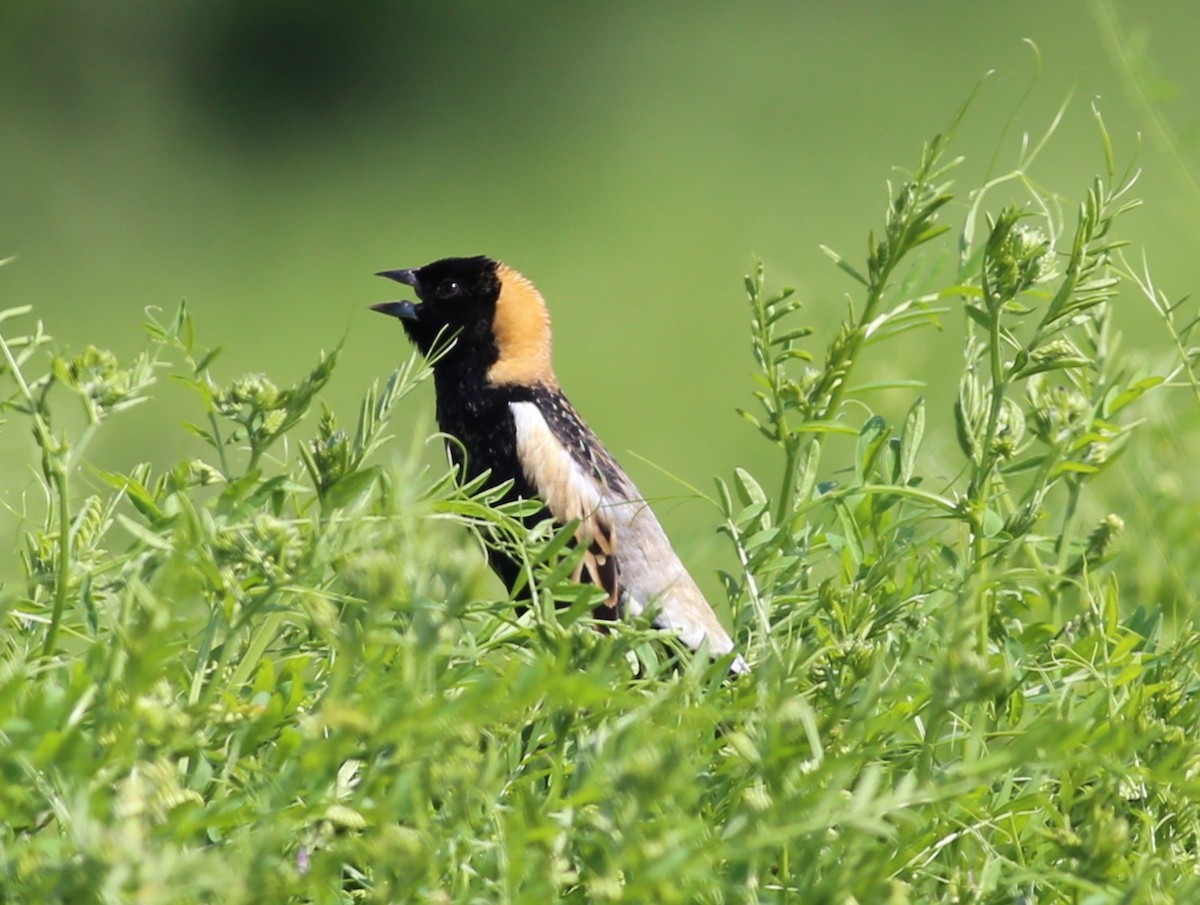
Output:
(1055, 477), (1085, 575)
(775, 436), (799, 525)
(209, 411), (231, 477)
(0, 331), (75, 658)
(779, 262), (890, 525)
(41, 469), (72, 657)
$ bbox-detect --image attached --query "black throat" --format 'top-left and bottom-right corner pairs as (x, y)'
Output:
(427, 362), (549, 596)
(423, 328), (538, 495)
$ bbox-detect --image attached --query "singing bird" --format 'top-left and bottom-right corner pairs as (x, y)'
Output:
(373, 256), (748, 674)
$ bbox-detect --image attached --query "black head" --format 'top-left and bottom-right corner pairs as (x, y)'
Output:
(373, 255), (502, 357)
(374, 255), (554, 390)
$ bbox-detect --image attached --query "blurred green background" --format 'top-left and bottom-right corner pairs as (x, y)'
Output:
(2, 1), (1197, 587)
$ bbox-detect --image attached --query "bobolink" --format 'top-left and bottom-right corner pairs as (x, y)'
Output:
(373, 256), (748, 674)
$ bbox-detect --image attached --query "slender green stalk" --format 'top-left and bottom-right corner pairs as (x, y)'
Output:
(209, 410), (231, 476)
(41, 470), (72, 657)
(0, 331), (74, 658)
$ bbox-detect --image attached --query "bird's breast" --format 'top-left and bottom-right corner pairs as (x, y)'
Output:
(434, 382), (532, 499)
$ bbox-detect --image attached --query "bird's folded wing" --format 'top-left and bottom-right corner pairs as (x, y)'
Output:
(509, 399), (621, 614)
(510, 396), (747, 673)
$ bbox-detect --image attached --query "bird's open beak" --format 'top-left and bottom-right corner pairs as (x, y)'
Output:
(370, 300), (419, 321)
(372, 269), (421, 320)
(376, 268), (419, 287)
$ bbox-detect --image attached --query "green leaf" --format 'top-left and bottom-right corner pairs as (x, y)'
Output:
(1104, 376), (1164, 416)
(899, 397), (925, 484)
(793, 420), (860, 436)
(820, 244), (869, 286)
(964, 304), (992, 329)
(771, 327), (815, 346)
(323, 467), (381, 510)
(909, 222), (952, 248)
(115, 514), (174, 551)
(1051, 460), (1100, 477)
(854, 415), (888, 485)
(795, 439), (821, 505)
(1012, 355), (1092, 379)
(193, 345), (223, 375)
(93, 468), (164, 522)
(714, 477), (734, 518)
(215, 470), (264, 514)
(733, 467), (768, 508)
(832, 500), (865, 567)
(847, 380), (927, 394)
(937, 284), (985, 299)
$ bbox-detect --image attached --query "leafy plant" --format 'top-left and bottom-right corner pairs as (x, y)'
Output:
(2, 99), (1200, 904)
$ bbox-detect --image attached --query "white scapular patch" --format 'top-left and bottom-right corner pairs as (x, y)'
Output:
(510, 401), (749, 674)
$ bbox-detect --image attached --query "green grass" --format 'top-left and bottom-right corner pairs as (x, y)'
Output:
(3, 101), (1200, 904)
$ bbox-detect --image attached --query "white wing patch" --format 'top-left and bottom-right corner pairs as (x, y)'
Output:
(510, 401), (618, 612)
(511, 401), (606, 524)
(510, 401), (748, 674)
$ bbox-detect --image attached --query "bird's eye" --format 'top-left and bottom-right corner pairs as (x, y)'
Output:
(436, 279), (462, 300)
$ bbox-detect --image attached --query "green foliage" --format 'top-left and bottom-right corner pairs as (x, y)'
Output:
(3, 105), (1200, 904)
